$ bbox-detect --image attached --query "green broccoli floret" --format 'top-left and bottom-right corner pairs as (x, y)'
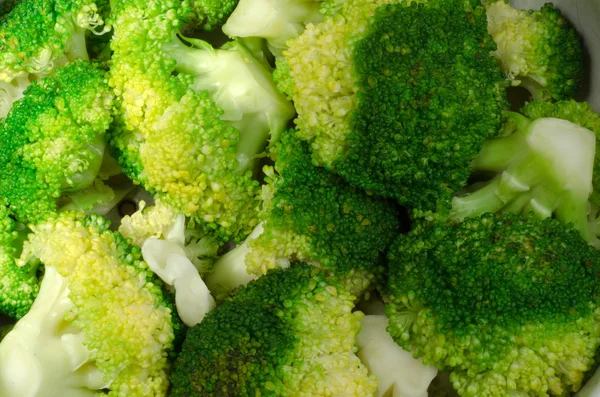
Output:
(190, 0), (239, 31)
(109, 0), (293, 241)
(0, 205), (39, 319)
(277, 0), (506, 211)
(386, 213), (600, 396)
(222, 0), (328, 55)
(206, 130), (401, 298)
(0, 60), (114, 224)
(161, 36), (295, 174)
(0, 0), (109, 118)
(451, 100), (600, 246)
(486, 0), (583, 101)
(171, 263), (377, 396)
(0, 211), (178, 396)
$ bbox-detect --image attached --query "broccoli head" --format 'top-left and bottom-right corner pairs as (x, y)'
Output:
(0, 205), (39, 319)
(190, 0), (239, 31)
(0, 0), (109, 117)
(0, 211), (178, 396)
(171, 263), (377, 396)
(0, 60), (113, 224)
(386, 213), (600, 396)
(486, 0), (583, 100)
(110, 0), (291, 241)
(451, 100), (600, 246)
(206, 130), (401, 298)
(277, 0), (506, 211)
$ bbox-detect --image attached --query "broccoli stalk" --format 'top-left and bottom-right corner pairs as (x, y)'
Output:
(451, 113), (596, 240)
(0, 212), (178, 396)
(222, 0), (325, 55)
(162, 36), (295, 173)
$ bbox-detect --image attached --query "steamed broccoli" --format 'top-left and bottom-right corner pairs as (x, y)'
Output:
(486, 0), (583, 100)
(109, 0), (293, 241)
(386, 213), (600, 396)
(0, 205), (39, 319)
(0, 0), (109, 118)
(206, 131), (401, 298)
(0, 60), (114, 224)
(451, 100), (600, 246)
(276, 0), (506, 211)
(0, 212), (179, 396)
(222, 0), (330, 55)
(171, 263), (377, 396)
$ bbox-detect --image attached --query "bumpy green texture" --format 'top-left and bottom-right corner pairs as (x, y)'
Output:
(6, 211), (178, 396)
(252, 131), (400, 277)
(451, 99), (600, 246)
(0, 60), (113, 224)
(279, 0), (505, 211)
(191, 0), (239, 31)
(109, 0), (260, 241)
(486, 1), (583, 100)
(0, 205), (38, 319)
(171, 263), (377, 397)
(521, 100), (600, 205)
(0, 0), (106, 81)
(386, 213), (600, 396)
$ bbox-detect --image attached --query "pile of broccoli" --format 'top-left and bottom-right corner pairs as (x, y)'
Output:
(0, 0), (598, 396)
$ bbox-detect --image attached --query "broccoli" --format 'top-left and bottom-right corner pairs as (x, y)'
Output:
(0, 0), (109, 118)
(206, 130), (401, 298)
(222, 0), (329, 55)
(190, 0), (239, 31)
(276, 0), (506, 211)
(0, 205), (39, 319)
(386, 213), (600, 396)
(0, 60), (114, 224)
(171, 263), (377, 396)
(109, 0), (293, 241)
(486, 0), (583, 101)
(451, 100), (600, 246)
(0, 212), (179, 396)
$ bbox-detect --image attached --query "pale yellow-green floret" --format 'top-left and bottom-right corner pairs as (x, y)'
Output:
(119, 200), (178, 247)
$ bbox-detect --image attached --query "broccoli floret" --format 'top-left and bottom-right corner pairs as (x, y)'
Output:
(0, 0), (109, 117)
(451, 100), (600, 246)
(161, 36), (295, 174)
(171, 263), (377, 396)
(486, 1), (583, 100)
(277, 0), (506, 211)
(0, 60), (113, 224)
(386, 213), (600, 396)
(190, 0), (239, 31)
(0, 212), (178, 396)
(109, 0), (292, 241)
(222, 0), (327, 55)
(206, 130), (401, 298)
(0, 205), (39, 319)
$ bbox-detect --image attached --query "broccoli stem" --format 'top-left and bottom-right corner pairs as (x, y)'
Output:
(62, 135), (106, 193)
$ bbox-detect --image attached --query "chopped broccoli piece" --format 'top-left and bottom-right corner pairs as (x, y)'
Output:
(0, 205), (39, 319)
(278, 0), (506, 211)
(206, 130), (401, 298)
(386, 213), (600, 396)
(0, 60), (113, 224)
(486, 0), (583, 100)
(0, 212), (178, 396)
(451, 100), (600, 246)
(171, 263), (377, 396)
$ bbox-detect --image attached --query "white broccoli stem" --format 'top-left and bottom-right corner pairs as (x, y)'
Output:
(222, 0), (323, 55)
(0, 75), (30, 119)
(0, 266), (109, 397)
(205, 222), (264, 298)
(356, 315), (437, 397)
(142, 215), (216, 327)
